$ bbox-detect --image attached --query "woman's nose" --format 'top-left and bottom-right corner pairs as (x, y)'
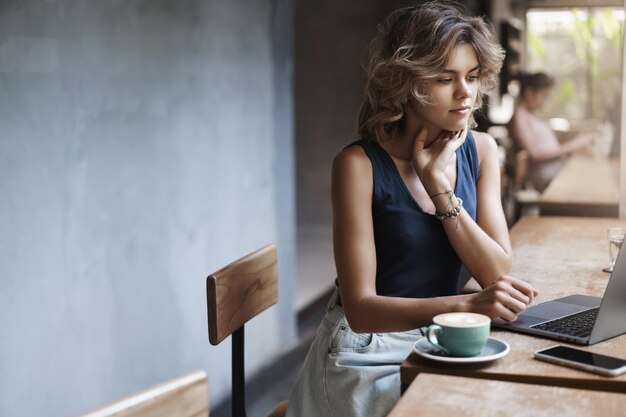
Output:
(455, 80), (472, 99)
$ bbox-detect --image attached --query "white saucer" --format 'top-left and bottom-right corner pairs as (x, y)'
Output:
(413, 336), (510, 364)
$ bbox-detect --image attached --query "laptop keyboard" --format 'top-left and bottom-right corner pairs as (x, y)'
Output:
(530, 308), (599, 338)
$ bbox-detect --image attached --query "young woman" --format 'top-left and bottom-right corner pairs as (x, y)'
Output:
(287, 3), (538, 416)
(508, 72), (596, 191)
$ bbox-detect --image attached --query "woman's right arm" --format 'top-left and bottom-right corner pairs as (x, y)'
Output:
(332, 146), (536, 333)
(510, 113), (593, 161)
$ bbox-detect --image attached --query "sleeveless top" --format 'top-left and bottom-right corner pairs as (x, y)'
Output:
(348, 132), (480, 298)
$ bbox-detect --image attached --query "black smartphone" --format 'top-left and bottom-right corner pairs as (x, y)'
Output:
(534, 345), (626, 377)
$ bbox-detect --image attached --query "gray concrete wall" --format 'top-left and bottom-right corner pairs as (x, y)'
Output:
(0, 0), (295, 416)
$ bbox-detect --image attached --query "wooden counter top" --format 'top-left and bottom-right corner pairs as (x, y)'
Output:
(389, 374), (626, 417)
(538, 156), (619, 217)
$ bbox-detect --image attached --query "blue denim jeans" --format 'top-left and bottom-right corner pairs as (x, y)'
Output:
(286, 288), (423, 417)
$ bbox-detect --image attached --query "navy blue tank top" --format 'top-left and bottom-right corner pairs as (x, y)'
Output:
(349, 132), (480, 298)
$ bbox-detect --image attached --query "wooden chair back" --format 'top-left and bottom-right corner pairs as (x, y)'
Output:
(206, 244), (278, 345)
(206, 244), (281, 417)
(514, 149), (530, 186)
(77, 370), (209, 417)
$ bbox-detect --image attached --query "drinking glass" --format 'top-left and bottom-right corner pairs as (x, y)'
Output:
(604, 227), (625, 273)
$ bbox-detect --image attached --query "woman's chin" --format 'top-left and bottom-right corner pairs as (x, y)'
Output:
(441, 122), (468, 132)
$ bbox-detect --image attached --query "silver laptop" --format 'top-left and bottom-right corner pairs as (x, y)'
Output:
(493, 239), (626, 345)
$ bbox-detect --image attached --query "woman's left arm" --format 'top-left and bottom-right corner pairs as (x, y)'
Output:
(432, 131), (513, 287)
(461, 131), (513, 285)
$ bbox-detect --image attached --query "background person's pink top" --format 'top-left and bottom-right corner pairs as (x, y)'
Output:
(510, 105), (565, 192)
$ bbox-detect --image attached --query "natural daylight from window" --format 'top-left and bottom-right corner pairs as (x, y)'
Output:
(526, 8), (624, 128)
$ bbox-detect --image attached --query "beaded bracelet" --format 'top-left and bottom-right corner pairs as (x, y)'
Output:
(435, 197), (463, 221)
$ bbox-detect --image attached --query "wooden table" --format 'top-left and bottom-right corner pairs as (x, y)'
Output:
(400, 216), (626, 393)
(538, 155), (619, 217)
(389, 374), (626, 417)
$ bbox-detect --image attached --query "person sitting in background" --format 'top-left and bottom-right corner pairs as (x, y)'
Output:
(507, 72), (596, 192)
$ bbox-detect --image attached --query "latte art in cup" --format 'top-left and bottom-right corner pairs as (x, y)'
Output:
(434, 312), (491, 327)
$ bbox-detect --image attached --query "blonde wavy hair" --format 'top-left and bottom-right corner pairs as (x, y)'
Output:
(358, 1), (505, 142)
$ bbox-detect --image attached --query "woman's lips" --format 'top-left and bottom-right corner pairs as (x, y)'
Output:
(450, 107), (470, 115)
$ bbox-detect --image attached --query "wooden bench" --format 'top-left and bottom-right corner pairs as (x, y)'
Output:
(76, 369), (209, 417)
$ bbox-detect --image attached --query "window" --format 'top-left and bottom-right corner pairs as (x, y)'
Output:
(526, 8), (624, 125)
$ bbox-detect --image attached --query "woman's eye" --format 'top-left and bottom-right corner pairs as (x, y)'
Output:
(467, 75), (479, 82)
(438, 79), (453, 84)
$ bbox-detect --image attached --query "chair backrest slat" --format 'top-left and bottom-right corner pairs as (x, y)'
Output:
(514, 149), (530, 186)
(77, 370), (209, 417)
(207, 244), (278, 345)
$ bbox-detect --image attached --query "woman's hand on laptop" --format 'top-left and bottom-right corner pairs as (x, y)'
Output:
(466, 276), (540, 322)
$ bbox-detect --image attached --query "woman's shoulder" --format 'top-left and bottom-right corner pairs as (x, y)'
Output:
(333, 141), (373, 178)
(469, 130), (498, 164)
(470, 130), (496, 146)
(332, 142), (374, 199)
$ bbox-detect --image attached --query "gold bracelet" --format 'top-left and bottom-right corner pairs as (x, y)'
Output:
(429, 188), (453, 199)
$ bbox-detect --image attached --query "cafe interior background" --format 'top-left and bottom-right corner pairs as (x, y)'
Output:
(0, 0), (624, 416)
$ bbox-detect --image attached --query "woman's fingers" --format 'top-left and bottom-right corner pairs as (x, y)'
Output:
(509, 288), (531, 307)
(427, 131), (465, 158)
(443, 129), (467, 152)
(434, 129), (450, 141)
(455, 128), (467, 144)
(495, 288), (527, 314)
(510, 277), (538, 304)
(413, 127), (469, 184)
(477, 276), (539, 322)
(434, 129), (463, 143)
(495, 304), (518, 322)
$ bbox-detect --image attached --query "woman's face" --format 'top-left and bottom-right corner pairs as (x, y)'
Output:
(524, 87), (551, 111)
(409, 44), (480, 133)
